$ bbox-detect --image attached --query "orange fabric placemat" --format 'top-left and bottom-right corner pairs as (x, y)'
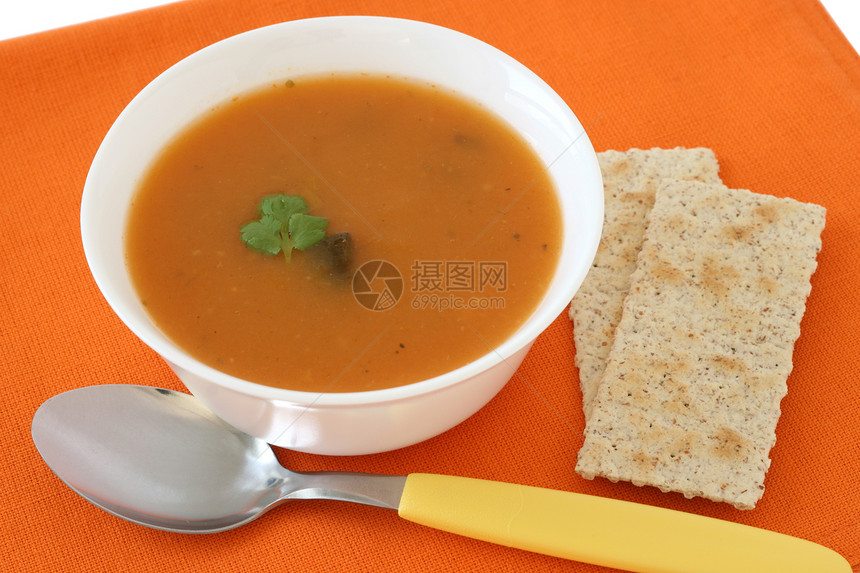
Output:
(2, 0), (859, 571)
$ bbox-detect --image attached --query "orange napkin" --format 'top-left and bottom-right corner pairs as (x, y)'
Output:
(2, 0), (858, 571)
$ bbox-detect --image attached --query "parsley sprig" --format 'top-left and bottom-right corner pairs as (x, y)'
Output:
(240, 194), (328, 262)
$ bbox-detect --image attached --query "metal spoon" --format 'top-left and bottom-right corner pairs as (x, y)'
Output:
(31, 385), (850, 573)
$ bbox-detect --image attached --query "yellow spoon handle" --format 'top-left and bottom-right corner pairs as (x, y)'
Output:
(398, 473), (850, 573)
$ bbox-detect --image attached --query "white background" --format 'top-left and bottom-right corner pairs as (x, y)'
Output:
(1, 0), (858, 53)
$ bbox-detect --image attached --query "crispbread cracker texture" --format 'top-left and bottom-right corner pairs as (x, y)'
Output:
(575, 180), (825, 510)
(569, 148), (721, 419)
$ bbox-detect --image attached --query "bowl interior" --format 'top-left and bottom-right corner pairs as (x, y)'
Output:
(81, 16), (603, 406)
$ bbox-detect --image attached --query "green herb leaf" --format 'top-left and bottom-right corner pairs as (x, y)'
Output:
(240, 194), (328, 262)
(259, 194), (308, 221)
(239, 215), (282, 255)
(288, 213), (329, 250)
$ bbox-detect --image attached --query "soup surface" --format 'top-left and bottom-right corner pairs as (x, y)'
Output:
(126, 75), (562, 392)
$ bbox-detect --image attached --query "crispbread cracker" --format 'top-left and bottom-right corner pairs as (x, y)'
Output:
(569, 148), (722, 419)
(575, 180), (825, 509)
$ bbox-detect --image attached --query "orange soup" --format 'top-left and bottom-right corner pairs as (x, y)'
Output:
(125, 75), (562, 392)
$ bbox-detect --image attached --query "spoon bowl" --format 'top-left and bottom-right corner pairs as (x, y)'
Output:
(31, 385), (405, 533)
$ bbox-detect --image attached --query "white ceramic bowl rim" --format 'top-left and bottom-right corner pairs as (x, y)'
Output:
(81, 16), (603, 409)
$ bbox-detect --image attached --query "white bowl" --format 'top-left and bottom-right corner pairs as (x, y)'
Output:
(81, 16), (603, 455)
